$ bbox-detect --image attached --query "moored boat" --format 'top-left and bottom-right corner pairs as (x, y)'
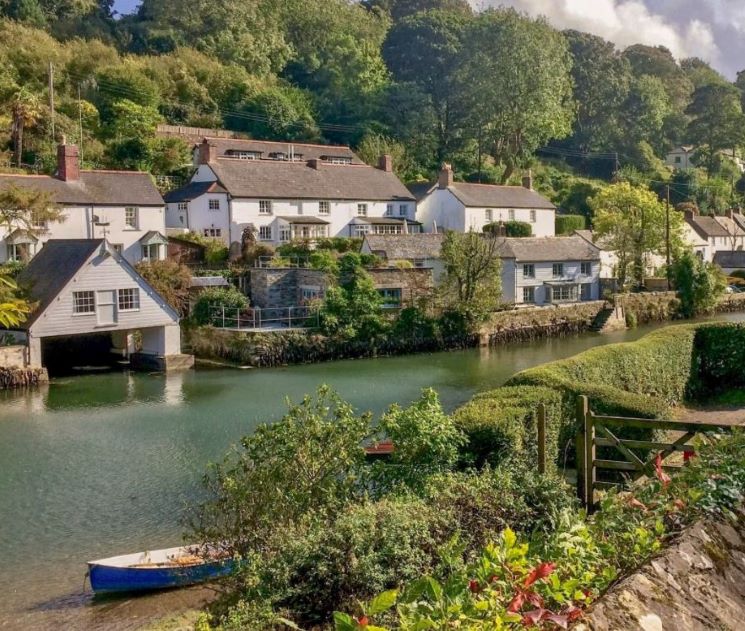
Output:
(87, 544), (235, 593)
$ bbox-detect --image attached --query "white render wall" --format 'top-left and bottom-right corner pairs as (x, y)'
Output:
(0, 204), (166, 265)
(505, 260), (600, 306)
(416, 188), (555, 237)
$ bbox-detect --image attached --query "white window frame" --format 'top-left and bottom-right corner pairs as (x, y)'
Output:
(581, 262), (592, 276)
(203, 228), (222, 238)
(485, 209), (493, 223)
(399, 204), (408, 217)
(141, 243), (161, 261)
(357, 203), (368, 217)
(118, 288), (140, 312)
(259, 226), (272, 241)
(279, 226), (291, 242)
(177, 202), (187, 212)
(319, 201), (330, 215)
(72, 290), (95, 315)
(208, 199), (220, 211)
(523, 264), (535, 278)
(378, 287), (403, 309)
(125, 206), (139, 230)
(385, 203), (394, 217)
(508, 209), (515, 221)
(552, 263), (564, 278)
(530, 210), (536, 223)
(259, 200), (273, 215)
(523, 286), (535, 303)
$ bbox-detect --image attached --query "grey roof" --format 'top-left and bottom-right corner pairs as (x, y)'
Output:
(713, 251), (745, 269)
(16, 239), (103, 329)
(190, 276), (229, 288)
(685, 214), (730, 239)
(0, 171), (163, 206)
(407, 181), (435, 201)
(208, 158), (415, 202)
(277, 216), (329, 225)
(164, 180), (227, 202)
(362, 233), (445, 260)
(448, 183), (555, 209)
(355, 217), (422, 225)
(498, 236), (600, 262)
(139, 230), (168, 245)
(573, 229), (613, 251)
(198, 137), (363, 164)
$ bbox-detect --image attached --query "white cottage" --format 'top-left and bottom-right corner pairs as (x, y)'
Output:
(14, 239), (191, 372)
(0, 143), (167, 265)
(414, 165), (556, 237)
(683, 209), (745, 263)
(499, 236), (601, 306)
(164, 139), (417, 247)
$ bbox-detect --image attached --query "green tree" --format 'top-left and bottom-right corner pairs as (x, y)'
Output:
(622, 44), (692, 109)
(0, 275), (31, 328)
(192, 286), (248, 326)
(364, 0), (471, 21)
(458, 9), (575, 183)
(680, 57), (727, 90)
(590, 182), (683, 288)
(672, 250), (726, 318)
(356, 132), (414, 179)
(619, 75), (671, 156)
(135, 259), (192, 314)
(686, 84), (745, 176)
(440, 230), (502, 321)
(0, 186), (63, 262)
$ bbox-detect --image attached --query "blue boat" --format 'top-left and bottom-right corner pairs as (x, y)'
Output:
(87, 544), (235, 593)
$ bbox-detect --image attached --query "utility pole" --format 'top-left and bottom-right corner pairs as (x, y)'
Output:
(48, 62), (55, 143)
(666, 184), (671, 290)
(77, 84), (84, 163)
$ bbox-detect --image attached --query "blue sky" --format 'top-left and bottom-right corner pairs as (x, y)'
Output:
(112, 0), (744, 79)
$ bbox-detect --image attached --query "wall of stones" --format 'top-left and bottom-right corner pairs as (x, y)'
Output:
(0, 345), (26, 368)
(0, 366), (48, 390)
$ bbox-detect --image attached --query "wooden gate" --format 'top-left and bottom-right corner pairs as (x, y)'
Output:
(574, 395), (738, 511)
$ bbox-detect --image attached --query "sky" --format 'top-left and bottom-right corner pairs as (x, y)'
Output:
(111, 0), (743, 79)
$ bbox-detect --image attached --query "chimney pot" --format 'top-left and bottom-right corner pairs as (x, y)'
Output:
(522, 169), (533, 191)
(198, 139), (218, 165)
(684, 209), (695, 221)
(308, 158), (321, 170)
(438, 163), (453, 189)
(378, 154), (393, 172)
(57, 142), (79, 182)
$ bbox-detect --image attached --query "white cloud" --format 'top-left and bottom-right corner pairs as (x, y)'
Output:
(475, 0), (720, 65)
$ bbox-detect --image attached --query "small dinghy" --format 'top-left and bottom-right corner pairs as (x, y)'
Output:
(87, 544), (235, 593)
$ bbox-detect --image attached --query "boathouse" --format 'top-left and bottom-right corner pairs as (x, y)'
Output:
(13, 239), (193, 375)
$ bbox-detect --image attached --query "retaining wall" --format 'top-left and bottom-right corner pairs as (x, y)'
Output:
(0, 345), (26, 368)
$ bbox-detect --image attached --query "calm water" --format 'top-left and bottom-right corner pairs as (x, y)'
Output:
(2, 313), (744, 630)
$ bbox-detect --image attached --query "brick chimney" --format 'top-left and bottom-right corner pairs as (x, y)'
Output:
(522, 169), (533, 191)
(378, 154), (393, 172)
(438, 163), (453, 189)
(684, 209), (695, 222)
(57, 136), (79, 182)
(307, 158), (321, 170)
(198, 139), (218, 165)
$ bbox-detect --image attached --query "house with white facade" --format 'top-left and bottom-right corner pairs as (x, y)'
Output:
(666, 145), (745, 173)
(683, 209), (745, 263)
(164, 139), (417, 247)
(13, 239), (191, 373)
(413, 165), (556, 237)
(499, 236), (601, 306)
(0, 142), (167, 265)
(361, 233), (446, 280)
(573, 229), (667, 280)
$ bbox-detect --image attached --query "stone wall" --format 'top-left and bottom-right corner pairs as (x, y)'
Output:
(0, 345), (26, 368)
(615, 291), (680, 324)
(366, 267), (434, 305)
(577, 509), (745, 631)
(0, 366), (48, 390)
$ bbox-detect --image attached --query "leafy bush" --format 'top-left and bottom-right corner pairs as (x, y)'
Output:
(672, 250), (726, 318)
(483, 221), (532, 237)
(191, 286), (248, 326)
(692, 324), (745, 396)
(316, 237), (363, 253)
(555, 214), (586, 235)
(135, 259), (192, 314)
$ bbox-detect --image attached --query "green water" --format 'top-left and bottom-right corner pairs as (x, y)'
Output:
(2, 314), (743, 629)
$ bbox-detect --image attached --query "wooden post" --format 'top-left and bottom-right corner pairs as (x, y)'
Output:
(537, 403), (546, 475)
(575, 395), (593, 508)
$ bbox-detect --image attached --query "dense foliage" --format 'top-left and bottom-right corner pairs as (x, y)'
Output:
(191, 285), (248, 326)
(554, 214), (586, 235)
(135, 259), (192, 314)
(672, 249), (727, 318)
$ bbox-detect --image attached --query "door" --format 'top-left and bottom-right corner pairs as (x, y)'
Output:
(96, 290), (117, 326)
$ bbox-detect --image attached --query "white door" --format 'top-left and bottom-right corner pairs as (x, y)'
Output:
(96, 290), (117, 326)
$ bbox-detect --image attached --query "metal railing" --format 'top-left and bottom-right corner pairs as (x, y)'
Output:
(208, 305), (319, 330)
(254, 256), (311, 269)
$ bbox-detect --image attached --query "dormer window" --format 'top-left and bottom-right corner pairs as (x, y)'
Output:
(322, 155), (352, 165)
(228, 150), (261, 160)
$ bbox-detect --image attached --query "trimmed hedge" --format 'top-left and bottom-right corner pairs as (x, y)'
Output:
(555, 214), (586, 235)
(692, 323), (745, 396)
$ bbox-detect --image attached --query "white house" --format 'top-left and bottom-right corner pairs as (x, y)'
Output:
(0, 142), (167, 265)
(164, 139), (417, 247)
(14, 239), (191, 372)
(414, 165), (556, 237)
(499, 236), (601, 306)
(573, 229), (667, 280)
(683, 209), (745, 263)
(666, 145), (745, 173)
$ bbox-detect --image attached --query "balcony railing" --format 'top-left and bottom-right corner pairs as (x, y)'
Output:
(208, 305), (319, 330)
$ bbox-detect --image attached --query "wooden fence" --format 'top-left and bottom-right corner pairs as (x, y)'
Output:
(573, 395), (739, 511)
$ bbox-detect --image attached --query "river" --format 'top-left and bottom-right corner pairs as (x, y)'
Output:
(2, 314), (744, 630)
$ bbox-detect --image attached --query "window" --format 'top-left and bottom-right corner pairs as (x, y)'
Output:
(208, 199), (220, 211)
(523, 264), (535, 278)
(118, 288), (140, 311)
(325, 156), (352, 165)
(177, 202), (187, 212)
(352, 224), (371, 237)
(675, 156), (682, 164)
(552, 263), (564, 278)
(203, 228), (222, 238)
(259, 226), (272, 241)
(371, 224), (403, 235)
(378, 287), (403, 308)
(236, 151), (260, 160)
(399, 204), (408, 217)
(279, 226), (291, 242)
(142, 243), (161, 261)
(386, 203), (394, 217)
(259, 200), (273, 215)
(549, 285), (576, 302)
(319, 201), (330, 215)
(73, 291), (95, 314)
(357, 203), (368, 217)
(125, 207), (138, 230)
(301, 286), (321, 302)
(485, 209), (493, 223)
(523, 287), (535, 303)
(7, 243), (33, 262)
(508, 209), (515, 221)
(581, 262), (592, 276)
(530, 210), (536, 223)
(581, 283), (592, 301)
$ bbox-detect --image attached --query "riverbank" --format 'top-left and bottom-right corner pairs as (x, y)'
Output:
(186, 292), (745, 369)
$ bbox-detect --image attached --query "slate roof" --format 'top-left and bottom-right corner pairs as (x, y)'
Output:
(0, 171), (163, 206)
(362, 233), (445, 260)
(573, 229), (613, 250)
(198, 137), (363, 164)
(498, 236), (600, 262)
(448, 183), (555, 209)
(206, 158), (415, 202)
(277, 216), (330, 225)
(190, 276), (229, 288)
(16, 239), (103, 329)
(163, 180), (227, 202)
(685, 214), (731, 239)
(406, 181), (435, 201)
(713, 251), (745, 269)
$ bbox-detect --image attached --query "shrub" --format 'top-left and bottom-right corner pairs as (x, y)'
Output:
(672, 250), (726, 318)
(483, 221), (532, 237)
(555, 214), (586, 235)
(692, 323), (745, 396)
(205, 242), (229, 264)
(135, 259), (192, 314)
(316, 237), (362, 253)
(192, 286), (248, 326)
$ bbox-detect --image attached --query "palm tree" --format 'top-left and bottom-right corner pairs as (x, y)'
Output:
(0, 276), (30, 328)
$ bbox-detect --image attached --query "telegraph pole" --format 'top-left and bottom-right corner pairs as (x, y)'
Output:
(77, 84), (84, 163)
(666, 184), (671, 290)
(48, 62), (55, 142)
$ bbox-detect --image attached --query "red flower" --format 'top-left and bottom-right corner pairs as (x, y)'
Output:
(654, 452), (672, 487)
(468, 579), (481, 594)
(523, 562), (556, 587)
(356, 615), (369, 628)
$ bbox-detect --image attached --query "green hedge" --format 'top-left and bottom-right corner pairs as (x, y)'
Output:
(692, 323), (745, 396)
(555, 214), (586, 235)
